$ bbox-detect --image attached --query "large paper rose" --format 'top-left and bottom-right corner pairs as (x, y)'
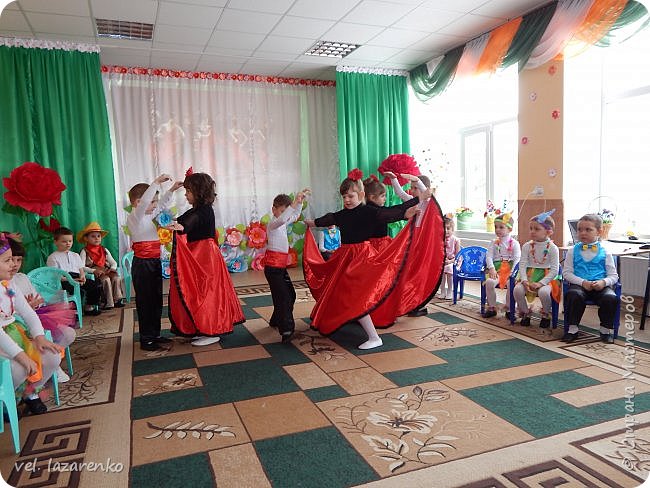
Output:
(227, 256), (248, 273)
(225, 228), (243, 247)
(246, 222), (267, 249)
(3, 162), (67, 216)
(377, 154), (420, 187)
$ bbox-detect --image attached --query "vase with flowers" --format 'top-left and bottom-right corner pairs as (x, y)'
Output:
(455, 207), (473, 230)
(2, 162), (67, 269)
(598, 209), (615, 240)
(483, 200), (503, 233)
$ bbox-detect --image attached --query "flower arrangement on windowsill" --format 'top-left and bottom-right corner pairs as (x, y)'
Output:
(598, 208), (615, 239)
(455, 207), (473, 230)
(483, 200), (503, 232)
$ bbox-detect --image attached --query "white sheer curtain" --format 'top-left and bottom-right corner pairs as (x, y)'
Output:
(102, 72), (339, 254)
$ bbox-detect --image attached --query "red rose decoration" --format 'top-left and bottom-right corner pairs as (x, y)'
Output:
(552, 110), (560, 120)
(3, 162), (67, 216)
(377, 154), (420, 186)
(348, 168), (363, 181)
(287, 248), (298, 268)
(245, 221), (267, 249)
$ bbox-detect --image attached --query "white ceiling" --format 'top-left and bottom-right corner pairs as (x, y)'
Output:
(0, 0), (550, 80)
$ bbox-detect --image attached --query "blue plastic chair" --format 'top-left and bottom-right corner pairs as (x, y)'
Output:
(44, 330), (61, 406)
(121, 251), (134, 303)
(509, 265), (561, 328)
(28, 267), (83, 329)
(0, 357), (20, 453)
(452, 246), (487, 313)
(562, 258), (622, 339)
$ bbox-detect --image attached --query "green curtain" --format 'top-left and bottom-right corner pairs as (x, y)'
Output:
(0, 46), (117, 271)
(502, 1), (558, 70)
(409, 46), (464, 102)
(336, 71), (411, 236)
(596, 0), (649, 46)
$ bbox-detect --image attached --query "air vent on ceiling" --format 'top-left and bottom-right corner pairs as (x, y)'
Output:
(304, 40), (359, 58)
(96, 19), (154, 41)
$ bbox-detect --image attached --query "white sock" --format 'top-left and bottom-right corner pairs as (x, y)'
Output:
(26, 393), (39, 400)
(568, 324), (579, 334)
(358, 315), (382, 349)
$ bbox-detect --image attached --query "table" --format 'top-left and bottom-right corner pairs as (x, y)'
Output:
(560, 241), (650, 329)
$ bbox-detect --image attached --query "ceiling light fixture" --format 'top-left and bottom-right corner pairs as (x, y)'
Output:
(95, 19), (154, 41)
(304, 40), (359, 58)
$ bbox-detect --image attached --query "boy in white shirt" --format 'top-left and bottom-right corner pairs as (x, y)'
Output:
(264, 190), (308, 343)
(47, 227), (102, 316)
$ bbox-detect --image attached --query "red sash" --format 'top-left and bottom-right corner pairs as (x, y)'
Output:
(264, 250), (288, 268)
(132, 241), (161, 259)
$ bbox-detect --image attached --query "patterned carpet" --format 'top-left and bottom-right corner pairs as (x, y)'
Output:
(2, 281), (650, 487)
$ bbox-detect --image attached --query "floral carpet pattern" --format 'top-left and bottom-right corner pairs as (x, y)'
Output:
(2, 279), (650, 488)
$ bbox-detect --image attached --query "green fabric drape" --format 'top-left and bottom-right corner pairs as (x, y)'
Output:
(409, 46), (464, 102)
(502, 1), (558, 70)
(0, 46), (117, 271)
(596, 0), (649, 46)
(336, 71), (411, 236)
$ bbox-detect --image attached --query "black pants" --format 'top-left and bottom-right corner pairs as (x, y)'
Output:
(132, 256), (163, 343)
(62, 273), (101, 306)
(264, 266), (296, 334)
(564, 284), (619, 328)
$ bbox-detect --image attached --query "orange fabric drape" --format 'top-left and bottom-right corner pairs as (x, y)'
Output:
(559, 0), (628, 59)
(476, 17), (523, 75)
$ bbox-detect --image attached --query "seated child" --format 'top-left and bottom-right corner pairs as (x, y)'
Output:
(0, 233), (61, 414)
(440, 216), (461, 300)
(562, 214), (619, 344)
(513, 210), (561, 328)
(483, 213), (521, 318)
(47, 227), (102, 316)
(8, 235), (76, 382)
(318, 225), (340, 261)
(78, 222), (125, 309)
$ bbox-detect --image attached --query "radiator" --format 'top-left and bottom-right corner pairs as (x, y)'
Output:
(620, 256), (649, 312)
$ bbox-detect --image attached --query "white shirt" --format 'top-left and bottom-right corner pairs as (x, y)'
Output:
(563, 243), (618, 288)
(486, 235), (521, 270)
(390, 176), (429, 226)
(126, 183), (174, 244)
(0, 284), (45, 358)
(518, 239), (560, 286)
(47, 250), (84, 274)
(266, 205), (301, 253)
(11, 273), (38, 298)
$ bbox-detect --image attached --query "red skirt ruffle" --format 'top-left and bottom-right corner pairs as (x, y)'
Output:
(370, 199), (445, 323)
(303, 223), (414, 334)
(169, 234), (245, 337)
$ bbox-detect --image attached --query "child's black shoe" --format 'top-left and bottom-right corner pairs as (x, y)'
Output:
(140, 340), (163, 351)
(23, 397), (47, 415)
(562, 332), (578, 343)
(539, 318), (551, 329)
(520, 316), (531, 327)
(407, 308), (428, 317)
(114, 299), (125, 308)
(281, 331), (294, 344)
(482, 309), (497, 319)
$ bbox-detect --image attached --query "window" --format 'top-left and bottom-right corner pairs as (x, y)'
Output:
(564, 25), (650, 237)
(409, 66), (518, 229)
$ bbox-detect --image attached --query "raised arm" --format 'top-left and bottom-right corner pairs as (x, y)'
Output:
(384, 171), (411, 202)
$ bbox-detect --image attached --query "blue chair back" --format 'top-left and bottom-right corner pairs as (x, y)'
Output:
(452, 246), (487, 307)
(0, 357), (20, 453)
(27, 267), (83, 328)
(121, 251), (134, 303)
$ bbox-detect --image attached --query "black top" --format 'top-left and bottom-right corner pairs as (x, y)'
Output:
(177, 204), (215, 243)
(314, 197), (419, 244)
(367, 201), (391, 238)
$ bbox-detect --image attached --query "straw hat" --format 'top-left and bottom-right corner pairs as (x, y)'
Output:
(77, 222), (108, 243)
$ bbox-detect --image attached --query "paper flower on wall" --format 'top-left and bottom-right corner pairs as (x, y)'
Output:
(377, 154), (420, 186)
(161, 259), (171, 279)
(39, 217), (61, 234)
(251, 253), (265, 271)
(245, 221), (267, 249)
(156, 210), (173, 227)
(3, 162), (66, 217)
(548, 65), (557, 76)
(225, 227), (243, 247)
(227, 256), (248, 273)
(552, 110), (560, 119)
(521, 136), (529, 145)
(529, 92), (537, 101)
(158, 228), (172, 245)
(287, 248), (298, 268)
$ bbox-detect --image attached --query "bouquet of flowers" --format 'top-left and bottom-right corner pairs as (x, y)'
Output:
(483, 200), (502, 219)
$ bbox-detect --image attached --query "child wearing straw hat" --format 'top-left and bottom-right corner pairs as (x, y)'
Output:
(78, 222), (125, 309)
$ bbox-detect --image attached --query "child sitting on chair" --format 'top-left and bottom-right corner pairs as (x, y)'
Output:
(562, 214), (619, 344)
(513, 210), (561, 328)
(483, 213), (521, 318)
(318, 225), (341, 261)
(7, 235), (76, 382)
(47, 227), (102, 316)
(0, 233), (61, 414)
(78, 222), (125, 309)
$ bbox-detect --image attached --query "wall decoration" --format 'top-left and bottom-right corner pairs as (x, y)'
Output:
(529, 92), (538, 101)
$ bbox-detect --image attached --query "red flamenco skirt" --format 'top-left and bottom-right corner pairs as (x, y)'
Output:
(169, 234), (245, 337)
(370, 199), (445, 324)
(303, 223), (414, 334)
(369, 236), (392, 253)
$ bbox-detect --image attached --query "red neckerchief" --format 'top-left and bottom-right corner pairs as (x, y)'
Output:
(85, 244), (107, 268)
